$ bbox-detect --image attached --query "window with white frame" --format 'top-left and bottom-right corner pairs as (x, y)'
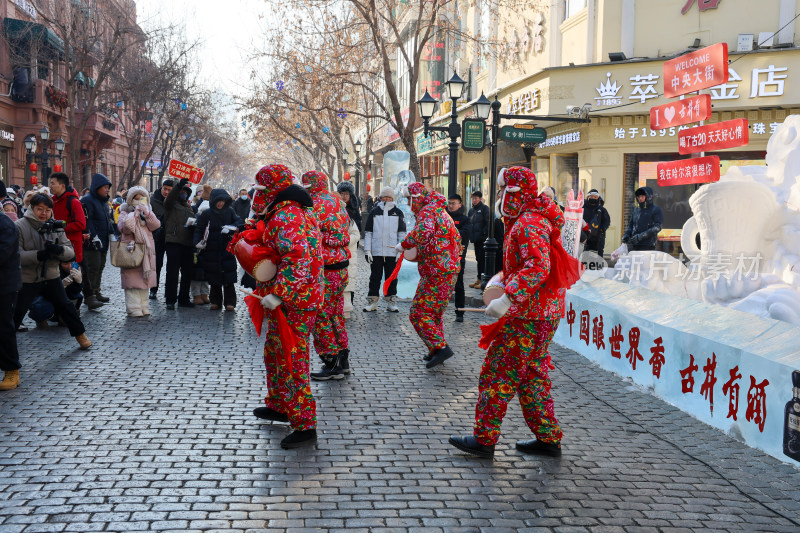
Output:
(396, 36), (416, 111)
(565, 0), (587, 19)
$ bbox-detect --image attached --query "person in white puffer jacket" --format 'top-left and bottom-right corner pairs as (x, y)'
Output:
(363, 186), (406, 312)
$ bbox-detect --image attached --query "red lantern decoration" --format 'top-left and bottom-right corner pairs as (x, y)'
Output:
(53, 164), (62, 173)
(29, 162), (38, 172)
(30, 175), (38, 185)
(367, 172), (371, 180)
(367, 183), (371, 192)
(343, 172), (351, 181)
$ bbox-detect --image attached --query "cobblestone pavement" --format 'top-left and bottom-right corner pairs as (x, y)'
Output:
(1, 254), (799, 533)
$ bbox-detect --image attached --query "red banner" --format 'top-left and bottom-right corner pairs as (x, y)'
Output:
(657, 156), (720, 186)
(650, 94), (712, 130)
(167, 159), (205, 184)
(678, 118), (749, 155)
(663, 43), (728, 98)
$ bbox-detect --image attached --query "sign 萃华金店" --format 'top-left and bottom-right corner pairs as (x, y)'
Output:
(678, 118), (749, 155)
(663, 42), (729, 98)
(650, 94), (712, 130)
(500, 124), (547, 144)
(461, 119), (486, 152)
(657, 155), (720, 186)
(167, 159), (205, 184)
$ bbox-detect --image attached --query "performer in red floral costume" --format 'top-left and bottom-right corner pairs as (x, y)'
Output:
(395, 182), (461, 368)
(232, 164), (324, 449)
(300, 170), (352, 381)
(449, 166), (580, 459)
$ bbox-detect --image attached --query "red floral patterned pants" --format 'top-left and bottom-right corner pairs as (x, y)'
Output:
(312, 268), (349, 362)
(473, 318), (562, 446)
(263, 308), (317, 431)
(409, 272), (458, 351)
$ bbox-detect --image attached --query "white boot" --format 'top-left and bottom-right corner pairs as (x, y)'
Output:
(385, 295), (399, 313)
(125, 289), (143, 317)
(363, 296), (380, 312)
(139, 289), (151, 316)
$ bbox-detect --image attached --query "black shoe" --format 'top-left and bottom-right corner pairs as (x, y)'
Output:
(338, 349), (350, 375)
(423, 350), (433, 362)
(16, 325), (28, 332)
(177, 301), (195, 308)
(455, 314), (464, 323)
(253, 406), (289, 422)
(149, 289), (157, 300)
(426, 346), (454, 369)
(166, 303), (175, 310)
(311, 359), (345, 381)
(449, 435), (494, 459)
(516, 439), (562, 457)
(281, 429), (317, 449)
(95, 293), (110, 303)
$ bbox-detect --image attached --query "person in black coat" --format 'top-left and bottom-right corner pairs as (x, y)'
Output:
(193, 189), (243, 310)
(582, 189), (611, 257)
(232, 189), (251, 221)
(336, 181), (362, 232)
(0, 211), (22, 390)
(80, 173), (113, 307)
(467, 190), (491, 288)
(622, 186), (664, 251)
(447, 194), (472, 322)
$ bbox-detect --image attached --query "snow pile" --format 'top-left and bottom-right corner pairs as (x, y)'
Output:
(605, 115), (800, 325)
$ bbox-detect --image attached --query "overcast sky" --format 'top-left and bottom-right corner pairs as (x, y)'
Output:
(135, 0), (268, 96)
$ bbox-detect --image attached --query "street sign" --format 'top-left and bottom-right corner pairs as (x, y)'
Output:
(656, 155), (720, 186)
(663, 42), (728, 98)
(461, 118), (486, 151)
(167, 159), (205, 184)
(678, 118), (749, 155)
(650, 94), (712, 130)
(500, 124), (547, 144)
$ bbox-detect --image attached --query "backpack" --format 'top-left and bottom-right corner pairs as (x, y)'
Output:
(66, 195), (88, 225)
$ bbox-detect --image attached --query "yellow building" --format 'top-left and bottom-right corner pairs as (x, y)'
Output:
(416, 0), (800, 254)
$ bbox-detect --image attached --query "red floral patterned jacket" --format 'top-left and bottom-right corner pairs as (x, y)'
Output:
(310, 190), (351, 266)
(503, 197), (566, 320)
(400, 190), (461, 277)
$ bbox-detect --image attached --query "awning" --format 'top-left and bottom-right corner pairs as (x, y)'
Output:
(3, 18), (65, 57)
(74, 72), (86, 85)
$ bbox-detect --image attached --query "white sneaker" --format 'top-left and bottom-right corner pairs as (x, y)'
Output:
(386, 296), (399, 313)
(363, 296), (380, 312)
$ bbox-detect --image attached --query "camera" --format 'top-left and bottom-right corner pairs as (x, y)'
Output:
(38, 219), (67, 234)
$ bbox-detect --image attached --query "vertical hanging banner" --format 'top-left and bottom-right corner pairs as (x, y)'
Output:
(663, 43), (728, 98)
(562, 190), (584, 258)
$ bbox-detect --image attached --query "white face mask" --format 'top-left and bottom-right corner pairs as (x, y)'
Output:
(133, 198), (147, 206)
(240, 194), (248, 200)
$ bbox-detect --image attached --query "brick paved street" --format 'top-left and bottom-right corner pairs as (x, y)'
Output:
(2, 257), (800, 533)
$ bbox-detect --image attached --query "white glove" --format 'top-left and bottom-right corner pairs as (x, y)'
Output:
(394, 243), (405, 254)
(261, 294), (283, 310)
(485, 294), (512, 319)
(365, 250), (373, 264)
(185, 217), (196, 227)
(221, 225), (238, 234)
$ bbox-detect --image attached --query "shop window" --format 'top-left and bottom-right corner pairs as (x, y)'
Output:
(551, 154), (579, 205)
(565, 0), (587, 19)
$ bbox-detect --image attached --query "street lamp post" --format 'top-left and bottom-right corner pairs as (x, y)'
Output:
(24, 126), (65, 187)
(471, 93), (591, 285)
(416, 71), (467, 196)
(353, 140), (362, 211)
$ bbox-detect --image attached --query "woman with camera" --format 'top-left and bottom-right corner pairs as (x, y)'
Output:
(13, 194), (91, 350)
(117, 187), (161, 317)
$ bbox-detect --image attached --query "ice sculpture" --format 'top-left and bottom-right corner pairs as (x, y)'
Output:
(381, 153), (420, 299)
(604, 116), (800, 325)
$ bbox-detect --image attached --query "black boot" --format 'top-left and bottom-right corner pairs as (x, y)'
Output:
(426, 345), (454, 369)
(149, 288), (157, 300)
(338, 349), (350, 375)
(422, 349), (434, 362)
(253, 406), (289, 422)
(281, 429), (317, 449)
(310, 356), (344, 381)
(516, 439), (562, 457)
(95, 292), (110, 303)
(448, 435), (494, 459)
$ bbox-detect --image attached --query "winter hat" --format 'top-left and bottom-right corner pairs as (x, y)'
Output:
(125, 186), (150, 204)
(253, 164), (295, 212)
(336, 181), (355, 196)
(587, 188), (599, 196)
(0, 180), (6, 198)
(300, 170), (329, 193)
(379, 186), (394, 199)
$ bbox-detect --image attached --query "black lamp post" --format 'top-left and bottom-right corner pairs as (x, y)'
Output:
(417, 70), (467, 196)
(353, 140), (363, 211)
(144, 160), (156, 192)
(471, 93), (591, 285)
(24, 126), (65, 185)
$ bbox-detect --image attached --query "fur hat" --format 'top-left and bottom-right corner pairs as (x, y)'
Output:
(336, 181), (355, 196)
(379, 186), (394, 199)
